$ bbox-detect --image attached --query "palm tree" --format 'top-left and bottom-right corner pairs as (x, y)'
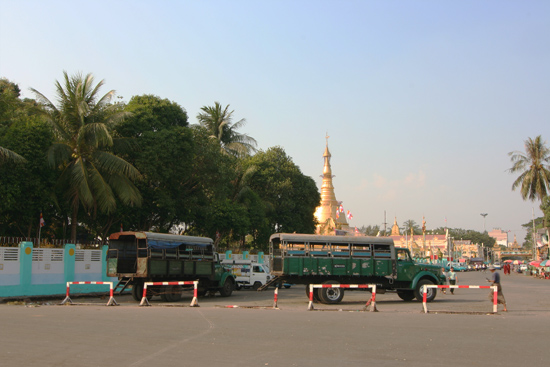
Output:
(508, 135), (550, 202)
(31, 71), (142, 241)
(402, 219), (421, 235)
(196, 102), (257, 157)
(0, 146), (25, 164)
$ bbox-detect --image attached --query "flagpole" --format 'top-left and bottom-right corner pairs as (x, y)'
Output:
(38, 219), (42, 248)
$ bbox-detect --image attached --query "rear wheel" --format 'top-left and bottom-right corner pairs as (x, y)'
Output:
(252, 281), (262, 290)
(160, 285), (182, 302)
(305, 284), (321, 302)
(414, 279), (437, 302)
(131, 280), (151, 302)
(397, 290), (415, 302)
(317, 281), (344, 304)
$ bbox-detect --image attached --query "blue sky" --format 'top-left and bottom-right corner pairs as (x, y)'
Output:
(1, 1), (548, 242)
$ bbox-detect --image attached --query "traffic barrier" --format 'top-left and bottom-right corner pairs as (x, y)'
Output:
(307, 284), (378, 312)
(422, 285), (498, 314)
(60, 281), (117, 306)
(273, 287), (279, 309)
(139, 280), (199, 307)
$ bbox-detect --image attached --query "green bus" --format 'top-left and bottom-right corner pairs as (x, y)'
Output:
(107, 231), (235, 302)
(269, 233), (445, 303)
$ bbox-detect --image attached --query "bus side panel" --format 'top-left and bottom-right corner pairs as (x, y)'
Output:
(361, 259), (374, 276)
(317, 258), (332, 275)
(350, 259), (361, 276)
(374, 259), (391, 276)
(184, 261), (195, 275)
(285, 257), (304, 275)
(150, 259), (167, 275)
(332, 258), (348, 276)
(302, 257), (314, 275)
(168, 260), (182, 275)
(196, 262), (213, 275)
(107, 258), (118, 277)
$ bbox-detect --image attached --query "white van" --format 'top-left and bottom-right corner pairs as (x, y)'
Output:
(222, 261), (271, 290)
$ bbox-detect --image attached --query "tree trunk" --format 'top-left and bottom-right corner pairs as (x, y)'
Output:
(70, 201), (79, 243)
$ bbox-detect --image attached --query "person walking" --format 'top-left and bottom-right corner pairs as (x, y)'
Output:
(448, 267), (457, 294)
(441, 267), (448, 294)
(487, 265), (507, 312)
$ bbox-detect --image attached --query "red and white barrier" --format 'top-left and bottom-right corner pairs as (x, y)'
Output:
(60, 281), (117, 306)
(139, 280), (199, 307)
(307, 284), (378, 312)
(273, 287), (279, 309)
(422, 285), (498, 313)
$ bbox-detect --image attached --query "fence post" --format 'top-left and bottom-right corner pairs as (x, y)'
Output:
(19, 242), (33, 289)
(64, 244), (76, 284)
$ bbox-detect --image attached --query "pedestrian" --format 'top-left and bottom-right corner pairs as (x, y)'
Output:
(441, 267), (448, 294)
(487, 265), (507, 312)
(448, 267), (457, 294)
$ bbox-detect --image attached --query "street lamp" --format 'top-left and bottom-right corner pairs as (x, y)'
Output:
(480, 213), (488, 233)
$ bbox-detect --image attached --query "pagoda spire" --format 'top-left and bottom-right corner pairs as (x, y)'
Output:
(315, 135), (349, 234)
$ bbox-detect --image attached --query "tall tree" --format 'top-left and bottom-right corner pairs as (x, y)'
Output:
(0, 79), (26, 165)
(402, 219), (421, 235)
(195, 102), (257, 157)
(508, 135), (550, 202)
(31, 71), (142, 241)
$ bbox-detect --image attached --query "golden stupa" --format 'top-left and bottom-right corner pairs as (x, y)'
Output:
(315, 136), (349, 235)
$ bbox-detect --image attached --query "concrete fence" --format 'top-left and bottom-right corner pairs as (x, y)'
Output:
(0, 242), (116, 298)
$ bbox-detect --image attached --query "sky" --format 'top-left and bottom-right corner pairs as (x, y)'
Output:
(1, 1), (548, 243)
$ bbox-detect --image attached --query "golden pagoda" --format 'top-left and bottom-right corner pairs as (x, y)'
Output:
(391, 217), (400, 236)
(315, 136), (349, 235)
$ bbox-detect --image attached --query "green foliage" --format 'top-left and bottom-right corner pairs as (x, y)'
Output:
(195, 102), (257, 158)
(243, 146), (320, 247)
(31, 72), (142, 241)
(117, 94), (188, 137)
(402, 219), (422, 235)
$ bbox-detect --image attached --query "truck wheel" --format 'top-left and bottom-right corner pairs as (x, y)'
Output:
(305, 284), (321, 302)
(318, 281), (344, 304)
(253, 281), (262, 290)
(131, 281), (151, 302)
(414, 279), (437, 302)
(160, 285), (182, 302)
(397, 290), (415, 302)
(219, 278), (234, 297)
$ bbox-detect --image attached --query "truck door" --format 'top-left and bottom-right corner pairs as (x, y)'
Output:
(395, 249), (415, 281)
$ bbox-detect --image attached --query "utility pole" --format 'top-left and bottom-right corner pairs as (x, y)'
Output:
(480, 213), (488, 233)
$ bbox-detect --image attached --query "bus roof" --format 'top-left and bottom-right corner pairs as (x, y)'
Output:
(109, 231), (213, 249)
(269, 233), (394, 245)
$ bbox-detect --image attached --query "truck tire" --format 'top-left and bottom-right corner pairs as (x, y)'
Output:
(318, 281), (344, 304)
(131, 281), (151, 302)
(305, 284), (321, 302)
(397, 290), (415, 302)
(252, 281), (262, 290)
(219, 278), (234, 297)
(160, 285), (182, 302)
(414, 279), (437, 302)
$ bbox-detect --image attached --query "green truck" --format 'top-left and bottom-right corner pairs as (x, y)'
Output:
(107, 231), (235, 302)
(268, 233), (445, 303)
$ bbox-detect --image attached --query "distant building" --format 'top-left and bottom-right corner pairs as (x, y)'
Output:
(488, 228), (509, 247)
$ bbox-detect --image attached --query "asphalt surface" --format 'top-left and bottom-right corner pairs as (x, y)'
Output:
(1, 270), (548, 366)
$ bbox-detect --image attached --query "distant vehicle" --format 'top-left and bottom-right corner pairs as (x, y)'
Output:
(445, 263), (467, 272)
(493, 263), (502, 270)
(519, 264), (528, 271)
(221, 259), (271, 290)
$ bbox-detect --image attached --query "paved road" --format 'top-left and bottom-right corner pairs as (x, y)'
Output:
(1, 271), (548, 366)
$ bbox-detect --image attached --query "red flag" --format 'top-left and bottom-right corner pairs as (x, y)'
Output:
(40, 213), (45, 227)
